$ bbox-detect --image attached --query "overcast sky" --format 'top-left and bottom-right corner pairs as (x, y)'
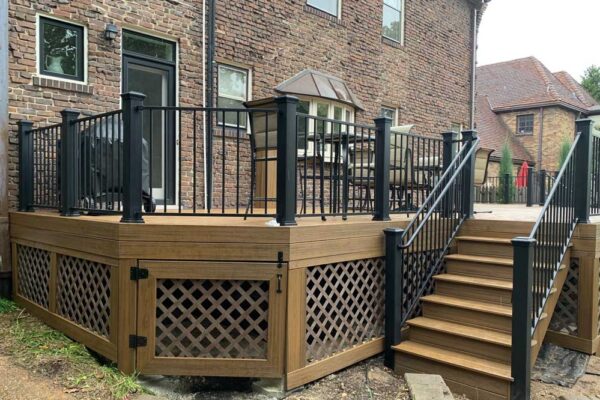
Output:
(478, 0), (599, 82)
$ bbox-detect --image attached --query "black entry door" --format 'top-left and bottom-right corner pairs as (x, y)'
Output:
(122, 44), (176, 205)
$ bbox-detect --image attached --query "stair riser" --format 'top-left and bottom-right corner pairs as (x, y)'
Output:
(423, 302), (511, 332)
(395, 353), (510, 399)
(435, 281), (512, 305)
(457, 241), (513, 259)
(408, 326), (511, 363)
(446, 260), (513, 281)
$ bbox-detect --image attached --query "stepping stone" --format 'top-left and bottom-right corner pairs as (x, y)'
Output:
(405, 373), (454, 400)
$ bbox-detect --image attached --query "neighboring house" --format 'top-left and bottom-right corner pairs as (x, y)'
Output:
(0, 0), (488, 294)
(475, 56), (598, 176)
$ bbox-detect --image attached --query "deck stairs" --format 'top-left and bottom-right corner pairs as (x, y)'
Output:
(393, 220), (571, 400)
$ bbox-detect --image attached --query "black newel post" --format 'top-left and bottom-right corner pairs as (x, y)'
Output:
(441, 131), (458, 216)
(575, 119), (593, 224)
(503, 173), (511, 205)
(18, 120), (34, 212)
(373, 117), (391, 221)
(383, 227), (404, 369)
(538, 169), (546, 206)
(510, 236), (535, 400)
(121, 92), (146, 224)
(275, 95), (298, 226)
(526, 167), (534, 207)
(461, 130), (476, 218)
(60, 109), (80, 216)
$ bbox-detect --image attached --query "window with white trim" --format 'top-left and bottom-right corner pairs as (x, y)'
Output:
(307, 0), (341, 17)
(217, 64), (249, 127)
(382, 0), (404, 43)
(297, 97), (355, 162)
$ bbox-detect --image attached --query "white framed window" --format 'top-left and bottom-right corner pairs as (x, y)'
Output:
(217, 64), (249, 127)
(307, 0), (341, 18)
(516, 114), (534, 135)
(382, 0), (404, 44)
(380, 106), (398, 125)
(451, 123), (463, 133)
(37, 15), (87, 83)
(296, 96), (355, 162)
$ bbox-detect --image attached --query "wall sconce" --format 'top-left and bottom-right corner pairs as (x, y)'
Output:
(104, 24), (118, 41)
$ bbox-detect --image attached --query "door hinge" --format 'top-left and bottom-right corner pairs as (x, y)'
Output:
(129, 335), (147, 348)
(130, 267), (149, 280)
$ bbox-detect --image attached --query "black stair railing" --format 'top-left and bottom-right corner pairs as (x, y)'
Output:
(383, 130), (480, 369)
(511, 119), (593, 400)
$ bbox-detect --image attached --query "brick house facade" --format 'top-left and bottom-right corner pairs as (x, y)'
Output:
(0, 0), (486, 292)
(476, 57), (598, 176)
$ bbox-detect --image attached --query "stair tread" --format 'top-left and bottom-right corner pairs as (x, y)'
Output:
(434, 274), (513, 290)
(422, 294), (512, 317)
(445, 254), (513, 266)
(456, 236), (513, 245)
(407, 317), (511, 347)
(393, 341), (513, 381)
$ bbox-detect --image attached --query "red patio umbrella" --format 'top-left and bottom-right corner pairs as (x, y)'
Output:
(516, 162), (529, 188)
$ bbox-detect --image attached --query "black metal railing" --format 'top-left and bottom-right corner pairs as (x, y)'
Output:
(510, 119), (593, 400)
(383, 131), (479, 369)
(475, 170), (556, 205)
(18, 120), (61, 211)
(72, 110), (124, 214)
(591, 133), (600, 216)
(18, 92), (452, 225)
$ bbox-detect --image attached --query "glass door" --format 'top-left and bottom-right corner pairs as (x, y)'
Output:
(122, 31), (176, 205)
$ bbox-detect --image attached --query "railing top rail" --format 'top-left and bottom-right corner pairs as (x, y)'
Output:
(529, 133), (581, 239)
(73, 109), (122, 124)
(29, 123), (62, 134)
(296, 112), (377, 131)
(138, 105), (278, 113)
(399, 136), (480, 249)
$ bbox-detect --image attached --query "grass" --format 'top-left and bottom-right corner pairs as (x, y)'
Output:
(0, 299), (146, 399)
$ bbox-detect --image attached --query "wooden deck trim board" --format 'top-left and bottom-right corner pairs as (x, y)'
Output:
(285, 338), (384, 390)
(14, 294), (117, 361)
(286, 268), (307, 372)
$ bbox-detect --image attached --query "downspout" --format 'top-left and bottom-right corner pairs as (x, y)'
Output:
(0, 0), (9, 297)
(470, 6), (478, 129)
(538, 107), (544, 169)
(205, 0), (215, 210)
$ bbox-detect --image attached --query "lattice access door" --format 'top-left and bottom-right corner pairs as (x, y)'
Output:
(135, 261), (286, 377)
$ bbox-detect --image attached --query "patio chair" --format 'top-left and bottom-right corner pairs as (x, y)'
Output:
(348, 125), (415, 212)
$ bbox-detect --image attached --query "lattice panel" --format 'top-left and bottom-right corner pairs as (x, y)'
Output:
(57, 255), (111, 338)
(155, 279), (270, 359)
(550, 259), (579, 336)
(305, 258), (385, 363)
(17, 245), (51, 308)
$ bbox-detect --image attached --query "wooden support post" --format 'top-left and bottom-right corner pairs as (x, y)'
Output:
(117, 259), (137, 374)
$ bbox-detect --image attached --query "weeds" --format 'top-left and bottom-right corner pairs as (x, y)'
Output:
(0, 302), (145, 399)
(0, 298), (18, 314)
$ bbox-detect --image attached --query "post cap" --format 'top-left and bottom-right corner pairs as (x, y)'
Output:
(274, 94), (299, 104)
(511, 236), (536, 247)
(17, 120), (33, 128)
(60, 108), (81, 118)
(121, 91), (147, 101)
(384, 227), (405, 235)
(441, 131), (458, 141)
(461, 129), (477, 139)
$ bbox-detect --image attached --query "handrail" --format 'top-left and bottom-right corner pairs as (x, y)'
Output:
(510, 119), (592, 400)
(383, 132), (479, 369)
(529, 134), (580, 239)
(400, 136), (480, 248)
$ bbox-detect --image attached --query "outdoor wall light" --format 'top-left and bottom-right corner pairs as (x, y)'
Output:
(104, 24), (118, 41)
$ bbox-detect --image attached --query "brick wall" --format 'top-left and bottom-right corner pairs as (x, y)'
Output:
(499, 107), (577, 171)
(8, 0), (478, 210)
(8, 0), (204, 209)
(216, 0), (474, 131)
